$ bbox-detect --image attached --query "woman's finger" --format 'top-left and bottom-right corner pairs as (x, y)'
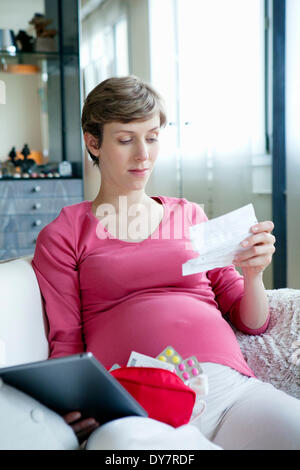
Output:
(234, 247), (275, 268)
(235, 254), (273, 268)
(75, 422), (100, 444)
(71, 417), (99, 433)
(251, 221), (274, 234)
(63, 411), (81, 424)
(241, 232), (275, 248)
(236, 243), (275, 262)
(76, 422), (100, 437)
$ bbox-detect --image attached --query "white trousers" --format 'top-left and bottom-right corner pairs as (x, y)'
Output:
(86, 363), (300, 451)
(0, 378), (78, 450)
(2, 363), (300, 450)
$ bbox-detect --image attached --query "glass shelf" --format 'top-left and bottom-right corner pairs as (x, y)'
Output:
(0, 50), (79, 74)
(0, 51), (79, 65)
(0, 50), (79, 58)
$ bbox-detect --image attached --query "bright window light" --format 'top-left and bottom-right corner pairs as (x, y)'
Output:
(150, 0), (265, 160)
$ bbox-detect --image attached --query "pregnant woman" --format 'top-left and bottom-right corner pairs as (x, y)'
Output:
(31, 75), (300, 450)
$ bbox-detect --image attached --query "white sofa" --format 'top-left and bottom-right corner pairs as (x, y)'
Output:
(0, 256), (49, 367)
(0, 255), (79, 450)
(0, 255), (300, 448)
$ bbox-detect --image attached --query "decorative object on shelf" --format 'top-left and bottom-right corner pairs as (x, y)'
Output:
(19, 144), (35, 174)
(43, 162), (61, 176)
(23, 161), (61, 178)
(29, 13), (57, 52)
(15, 149), (43, 165)
(0, 146), (47, 178)
(21, 144), (31, 158)
(35, 37), (57, 53)
(8, 147), (17, 165)
(0, 0), (82, 186)
(1, 146), (19, 177)
(0, 29), (17, 54)
(1, 159), (16, 177)
(1, 30), (38, 74)
(59, 161), (72, 177)
(10, 151), (22, 177)
(15, 30), (35, 52)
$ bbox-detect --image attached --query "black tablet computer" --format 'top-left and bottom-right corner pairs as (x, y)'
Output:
(0, 352), (148, 424)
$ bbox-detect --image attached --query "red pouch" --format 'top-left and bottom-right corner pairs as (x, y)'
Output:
(110, 367), (196, 428)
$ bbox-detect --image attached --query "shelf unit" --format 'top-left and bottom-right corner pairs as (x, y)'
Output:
(0, 0), (84, 260)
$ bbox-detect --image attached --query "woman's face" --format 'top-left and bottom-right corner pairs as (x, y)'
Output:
(88, 114), (161, 194)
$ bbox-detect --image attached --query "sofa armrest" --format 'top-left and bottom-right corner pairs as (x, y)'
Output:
(0, 256), (49, 367)
(232, 288), (300, 399)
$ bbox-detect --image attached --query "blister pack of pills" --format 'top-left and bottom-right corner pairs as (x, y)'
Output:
(156, 346), (208, 395)
(177, 356), (203, 382)
(109, 347), (209, 397)
(127, 351), (175, 372)
(157, 346), (183, 367)
(156, 347), (201, 380)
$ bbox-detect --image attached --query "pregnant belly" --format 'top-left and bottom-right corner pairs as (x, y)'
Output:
(84, 293), (236, 369)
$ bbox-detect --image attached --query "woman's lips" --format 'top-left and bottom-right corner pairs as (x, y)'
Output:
(128, 169), (149, 177)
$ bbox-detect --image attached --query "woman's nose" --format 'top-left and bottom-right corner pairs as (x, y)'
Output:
(135, 141), (149, 160)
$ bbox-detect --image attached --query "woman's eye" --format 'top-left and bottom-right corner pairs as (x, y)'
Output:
(119, 136), (159, 144)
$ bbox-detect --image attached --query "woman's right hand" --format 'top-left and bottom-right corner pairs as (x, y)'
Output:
(63, 411), (100, 444)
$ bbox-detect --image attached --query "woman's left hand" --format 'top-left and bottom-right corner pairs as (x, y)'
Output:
(63, 411), (100, 444)
(233, 221), (276, 278)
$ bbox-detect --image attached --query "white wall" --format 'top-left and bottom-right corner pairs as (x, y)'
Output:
(286, 0), (300, 288)
(0, 73), (43, 160)
(81, 0), (151, 201)
(127, 0), (151, 83)
(0, 0), (44, 32)
(81, 0), (129, 202)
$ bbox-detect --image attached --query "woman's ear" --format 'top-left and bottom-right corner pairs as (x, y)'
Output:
(84, 132), (101, 157)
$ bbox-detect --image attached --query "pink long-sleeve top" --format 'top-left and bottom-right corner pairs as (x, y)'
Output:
(32, 196), (270, 378)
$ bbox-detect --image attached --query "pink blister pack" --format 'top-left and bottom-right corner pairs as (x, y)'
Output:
(178, 356), (203, 381)
(156, 346), (203, 382)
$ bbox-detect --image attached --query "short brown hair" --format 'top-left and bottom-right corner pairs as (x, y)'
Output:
(81, 75), (167, 167)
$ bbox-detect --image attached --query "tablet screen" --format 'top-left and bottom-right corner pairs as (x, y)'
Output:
(0, 353), (148, 424)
